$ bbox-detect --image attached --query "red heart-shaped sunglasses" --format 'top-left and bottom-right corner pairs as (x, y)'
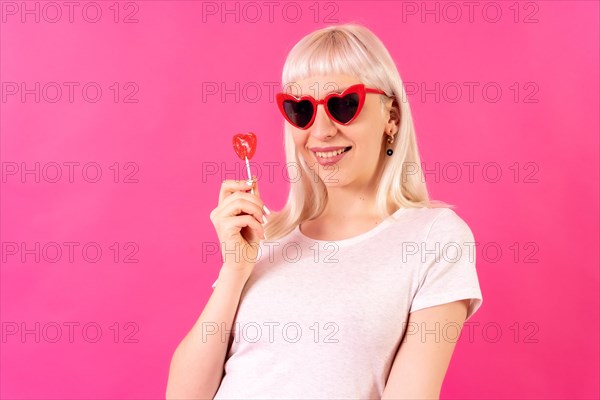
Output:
(276, 83), (391, 130)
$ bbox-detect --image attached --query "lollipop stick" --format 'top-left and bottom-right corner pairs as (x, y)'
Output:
(245, 156), (255, 195)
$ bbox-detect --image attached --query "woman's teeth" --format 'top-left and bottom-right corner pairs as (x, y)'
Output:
(315, 147), (350, 158)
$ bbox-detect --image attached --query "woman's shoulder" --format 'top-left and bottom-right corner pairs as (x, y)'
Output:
(394, 205), (454, 222)
(391, 206), (473, 239)
(423, 207), (475, 242)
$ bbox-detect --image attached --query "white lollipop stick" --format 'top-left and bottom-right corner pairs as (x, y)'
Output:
(245, 155), (255, 195)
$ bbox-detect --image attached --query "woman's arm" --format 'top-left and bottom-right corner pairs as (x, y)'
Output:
(166, 267), (251, 399)
(382, 299), (470, 400)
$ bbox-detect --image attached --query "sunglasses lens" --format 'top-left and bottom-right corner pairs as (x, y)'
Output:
(283, 99), (314, 128)
(327, 93), (360, 123)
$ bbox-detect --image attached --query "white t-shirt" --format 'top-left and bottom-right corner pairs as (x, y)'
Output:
(212, 207), (483, 399)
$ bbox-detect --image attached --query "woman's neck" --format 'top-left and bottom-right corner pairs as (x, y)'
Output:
(319, 184), (379, 221)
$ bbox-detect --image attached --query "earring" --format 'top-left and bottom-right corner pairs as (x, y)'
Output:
(386, 132), (395, 156)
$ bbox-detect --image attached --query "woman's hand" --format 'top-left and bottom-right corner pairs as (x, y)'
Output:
(209, 177), (268, 275)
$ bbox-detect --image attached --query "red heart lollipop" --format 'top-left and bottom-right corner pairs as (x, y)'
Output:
(232, 132), (257, 160)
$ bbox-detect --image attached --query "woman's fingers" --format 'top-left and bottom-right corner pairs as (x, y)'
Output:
(252, 178), (270, 216)
(218, 179), (256, 204)
(214, 177), (268, 232)
(224, 215), (265, 241)
(218, 195), (265, 226)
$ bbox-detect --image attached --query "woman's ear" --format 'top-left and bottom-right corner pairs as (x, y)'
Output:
(385, 97), (401, 134)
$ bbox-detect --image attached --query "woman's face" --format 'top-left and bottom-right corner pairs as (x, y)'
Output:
(289, 74), (392, 189)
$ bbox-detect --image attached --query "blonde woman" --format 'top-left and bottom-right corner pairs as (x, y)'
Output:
(167, 24), (483, 399)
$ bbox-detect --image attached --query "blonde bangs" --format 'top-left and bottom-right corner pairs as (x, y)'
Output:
(282, 29), (382, 89)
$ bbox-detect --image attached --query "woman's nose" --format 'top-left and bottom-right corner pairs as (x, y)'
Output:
(309, 104), (337, 139)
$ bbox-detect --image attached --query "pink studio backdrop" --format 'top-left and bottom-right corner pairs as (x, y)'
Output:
(1, 1), (598, 399)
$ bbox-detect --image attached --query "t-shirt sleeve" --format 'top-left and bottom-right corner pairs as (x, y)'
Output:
(409, 209), (483, 322)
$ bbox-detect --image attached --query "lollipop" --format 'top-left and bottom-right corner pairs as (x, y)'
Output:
(232, 132), (257, 194)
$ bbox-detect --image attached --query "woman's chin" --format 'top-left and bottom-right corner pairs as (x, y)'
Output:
(318, 170), (346, 186)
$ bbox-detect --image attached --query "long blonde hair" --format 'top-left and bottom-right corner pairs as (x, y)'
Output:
(265, 23), (451, 241)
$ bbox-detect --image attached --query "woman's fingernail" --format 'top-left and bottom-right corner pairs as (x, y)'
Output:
(262, 215), (268, 224)
(263, 205), (271, 215)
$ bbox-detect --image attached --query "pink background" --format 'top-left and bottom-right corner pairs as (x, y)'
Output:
(1, 1), (598, 399)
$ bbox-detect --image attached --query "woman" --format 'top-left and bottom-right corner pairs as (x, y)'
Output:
(167, 24), (483, 399)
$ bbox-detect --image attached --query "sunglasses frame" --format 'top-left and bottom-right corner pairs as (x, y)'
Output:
(276, 83), (389, 130)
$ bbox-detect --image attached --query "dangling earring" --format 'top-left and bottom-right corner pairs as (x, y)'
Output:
(386, 132), (395, 156)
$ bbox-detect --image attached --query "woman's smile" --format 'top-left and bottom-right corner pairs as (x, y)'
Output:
(312, 146), (352, 165)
